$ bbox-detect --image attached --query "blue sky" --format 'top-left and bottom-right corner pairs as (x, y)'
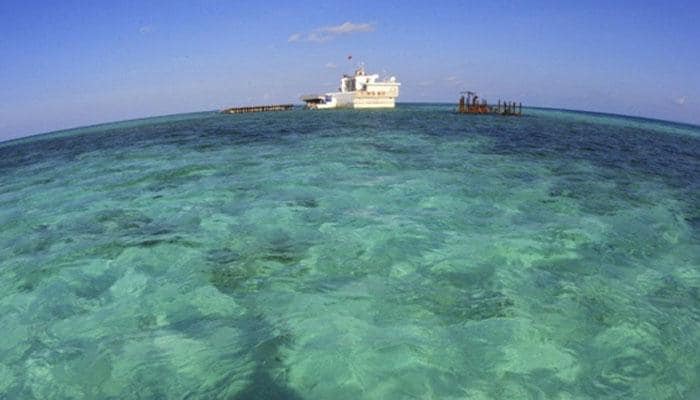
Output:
(1, 0), (699, 140)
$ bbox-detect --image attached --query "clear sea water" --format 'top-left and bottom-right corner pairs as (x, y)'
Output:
(0, 104), (698, 399)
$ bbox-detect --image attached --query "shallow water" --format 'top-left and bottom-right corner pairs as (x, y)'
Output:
(1, 104), (698, 399)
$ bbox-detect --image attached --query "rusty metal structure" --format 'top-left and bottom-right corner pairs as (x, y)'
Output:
(458, 91), (522, 116)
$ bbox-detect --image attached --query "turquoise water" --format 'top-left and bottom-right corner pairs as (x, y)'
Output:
(1, 104), (698, 399)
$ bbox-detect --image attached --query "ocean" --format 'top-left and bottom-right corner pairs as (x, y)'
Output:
(0, 104), (698, 399)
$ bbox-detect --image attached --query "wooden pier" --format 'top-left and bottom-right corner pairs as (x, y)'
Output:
(458, 91), (522, 116)
(221, 104), (294, 114)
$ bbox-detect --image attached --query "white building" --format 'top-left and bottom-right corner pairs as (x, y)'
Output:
(301, 66), (401, 109)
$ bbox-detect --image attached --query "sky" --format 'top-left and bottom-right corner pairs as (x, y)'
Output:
(1, 0), (699, 140)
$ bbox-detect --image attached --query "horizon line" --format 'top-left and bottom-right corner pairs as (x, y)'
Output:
(2, 103), (699, 146)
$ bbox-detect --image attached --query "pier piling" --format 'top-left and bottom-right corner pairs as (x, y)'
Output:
(221, 104), (294, 114)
